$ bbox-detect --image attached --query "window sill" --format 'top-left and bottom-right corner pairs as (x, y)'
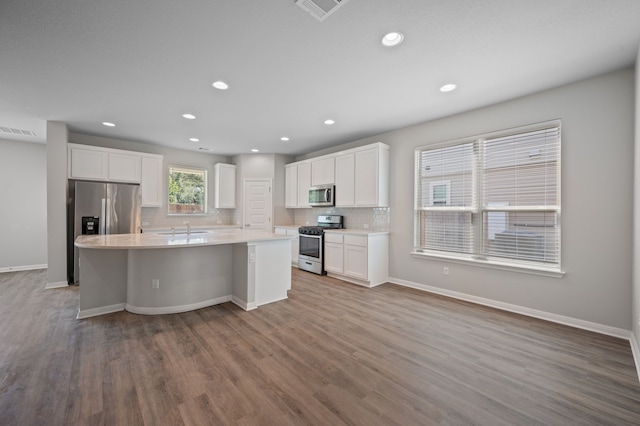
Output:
(410, 251), (565, 278)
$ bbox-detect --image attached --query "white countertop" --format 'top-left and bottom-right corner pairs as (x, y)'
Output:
(75, 229), (291, 250)
(274, 225), (389, 236)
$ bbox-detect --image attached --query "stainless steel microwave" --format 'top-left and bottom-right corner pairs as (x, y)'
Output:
(309, 184), (335, 207)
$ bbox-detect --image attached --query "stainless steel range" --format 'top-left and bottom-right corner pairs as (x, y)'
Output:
(298, 215), (343, 275)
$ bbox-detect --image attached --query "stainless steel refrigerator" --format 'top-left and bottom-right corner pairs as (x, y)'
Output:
(67, 180), (141, 284)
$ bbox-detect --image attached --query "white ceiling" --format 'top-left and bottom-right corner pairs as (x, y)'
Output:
(1, 0), (640, 156)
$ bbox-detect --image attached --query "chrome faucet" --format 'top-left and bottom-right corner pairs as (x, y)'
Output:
(184, 221), (191, 235)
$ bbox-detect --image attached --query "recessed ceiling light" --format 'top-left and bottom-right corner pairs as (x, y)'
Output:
(102, 122), (115, 127)
(251, 149), (259, 153)
(212, 81), (229, 90)
(281, 137), (290, 141)
(382, 32), (404, 47)
(324, 119), (335, 125)
(189, 138), (199, 142)
(182, 113), (196, 119)
(440, 83), (457, 93)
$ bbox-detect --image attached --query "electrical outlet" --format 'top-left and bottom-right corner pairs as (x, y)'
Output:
(152, 278), (160, 289)
(142, 221), (150, 226)
(443, 267), (449, 276)
(363, 223), (369, 229)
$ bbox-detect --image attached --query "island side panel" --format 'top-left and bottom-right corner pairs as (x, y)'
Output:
(126, 245), (233, 315)
(231, 243), (255, 310)
(255, 239), (291, 306)
(78, 248), (128, 318)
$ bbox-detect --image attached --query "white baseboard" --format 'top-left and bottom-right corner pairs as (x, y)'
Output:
(257, 295), (288, 307)
(125, 296), (232, 315)
(388, 276), (630, 340)
(77, 303), (126, 319)
(232, 296), (257, 311)
(0, 264), (47, 274)
(46, 280), (69, 289)
(630, 332), (640, 382)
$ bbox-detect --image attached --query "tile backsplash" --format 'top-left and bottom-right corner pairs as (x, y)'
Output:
(141, 205), (390, 232)
(291, 207), (390, 231)
(141, 207), (235, 229)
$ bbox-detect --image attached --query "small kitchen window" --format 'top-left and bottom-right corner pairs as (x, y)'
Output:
(168, 165), (207, 215)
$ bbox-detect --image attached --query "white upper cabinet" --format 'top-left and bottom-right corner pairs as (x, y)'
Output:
(285, 165), (298, 208)
(311, 157), (335, 186)
(69, 145), (109, 180)
(284, 143), (389, 209)
(334, 152), (355, 207)
(108, 152), (141, 183)
(354, 144), (389, 207)
(296, 162), (312, 208)
(140, 155), (163, 207)
(68, 143), (164, 207)
(214, 163), (237, 209)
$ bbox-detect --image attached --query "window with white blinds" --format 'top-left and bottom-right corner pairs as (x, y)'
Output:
(414, 122), (561, 271)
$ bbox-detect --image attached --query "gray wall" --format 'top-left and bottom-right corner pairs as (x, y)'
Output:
(0, 139), (48, 270)
(331, 68), (636, 330)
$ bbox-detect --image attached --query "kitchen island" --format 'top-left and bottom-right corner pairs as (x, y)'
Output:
(74, 229), (292, 319)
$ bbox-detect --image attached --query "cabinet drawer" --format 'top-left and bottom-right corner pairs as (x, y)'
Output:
(344, 234), (367, 247)
(325, 233), (343, 244)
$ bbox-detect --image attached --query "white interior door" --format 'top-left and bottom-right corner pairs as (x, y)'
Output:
(243, 179), (272, 232)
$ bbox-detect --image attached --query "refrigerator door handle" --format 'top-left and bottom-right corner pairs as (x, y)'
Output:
(100, 198), (107, 234)
(104, 198), (112, 234)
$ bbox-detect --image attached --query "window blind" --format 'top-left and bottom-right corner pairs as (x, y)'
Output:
(415, 123), (561, 270)
(482, 127), (560, 264)
(416, 142), (475, 254)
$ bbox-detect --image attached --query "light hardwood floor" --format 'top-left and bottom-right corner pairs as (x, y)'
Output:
(1, 268), (639, 425)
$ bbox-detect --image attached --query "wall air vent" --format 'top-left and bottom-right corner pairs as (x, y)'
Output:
(0, 126), (36, 137)
(295, 0), (350, 22)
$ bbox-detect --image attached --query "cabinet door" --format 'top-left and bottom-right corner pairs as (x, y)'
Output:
(214, 164), (236, 208)
(285, 165), (298, 208)
(141, 156), (163, 207)
(108, 152), (141, 182)
(297, 162), (311, 208)
(344, 244), (368, 280)
(311, 157), (335, 186)
(69, 147), (108, 180)
(324, 242), (344, 274)
(335, 153), (355, 207)
(354, 148), (379, 206)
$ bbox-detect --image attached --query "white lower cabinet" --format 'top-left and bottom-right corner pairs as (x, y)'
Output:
(324, 231), (389, 287)
(343, 235), (368, 280)
(324, 233), (344, 274)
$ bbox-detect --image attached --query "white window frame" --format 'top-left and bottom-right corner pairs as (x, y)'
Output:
(413, 121), (563, 277)
(168, 165), (208, 216)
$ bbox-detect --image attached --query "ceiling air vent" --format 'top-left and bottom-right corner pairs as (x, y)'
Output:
(295, 0), (350, 22)
(0, 126), (36, 137)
